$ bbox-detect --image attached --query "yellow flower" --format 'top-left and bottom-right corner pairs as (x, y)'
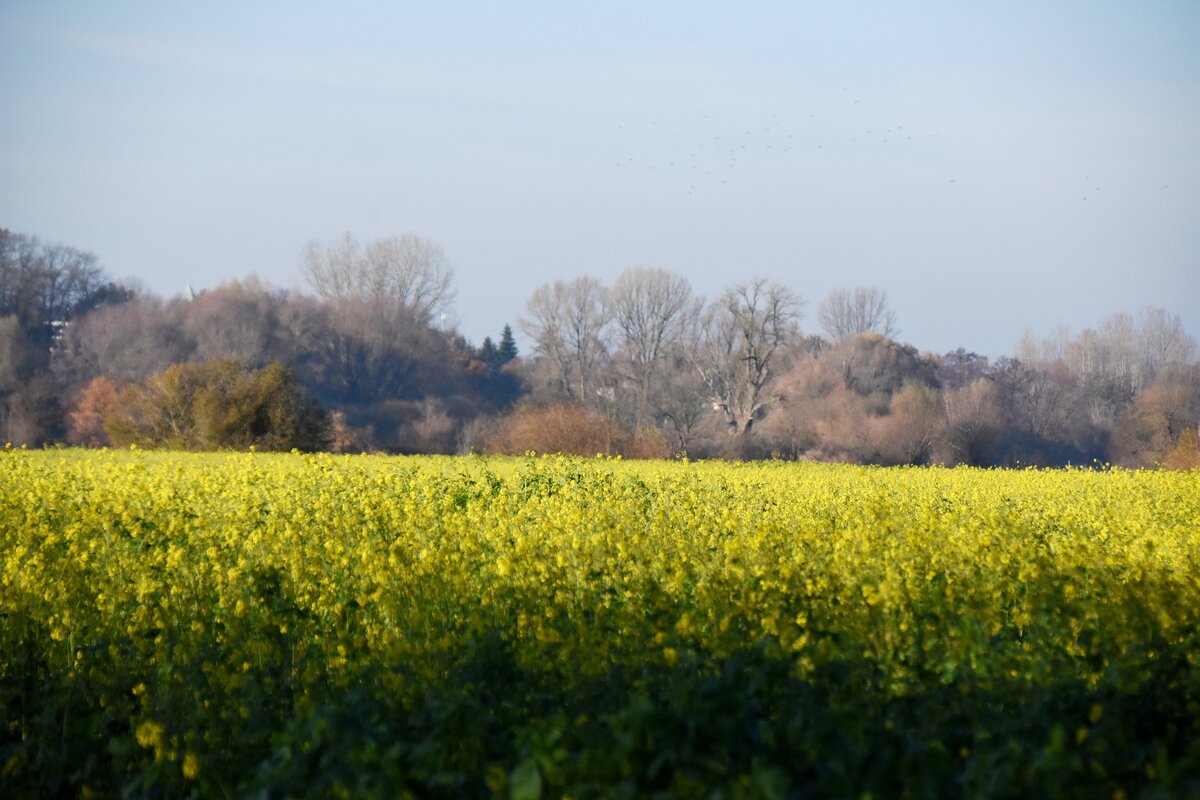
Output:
(135, 720), (164, 751)
(182, 751), (200, 780)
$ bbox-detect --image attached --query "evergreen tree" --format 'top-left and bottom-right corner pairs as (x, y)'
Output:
(479, 336), (501, 370)
(498, 324), (518, 365)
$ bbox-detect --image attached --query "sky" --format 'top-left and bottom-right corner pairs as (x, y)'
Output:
(2, 1), (1197, 358)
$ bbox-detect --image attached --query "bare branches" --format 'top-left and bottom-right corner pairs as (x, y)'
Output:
(609, 267), (699, 427)
(692, 278), (802, 435)
(1015, 308), (1198, 428)
(818, 286), (897, 341)
(300, 232), (456, 325)
(520, 277), (610, 401)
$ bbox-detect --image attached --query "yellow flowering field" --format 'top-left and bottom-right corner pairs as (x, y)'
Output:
(2, 447), (1198, 797)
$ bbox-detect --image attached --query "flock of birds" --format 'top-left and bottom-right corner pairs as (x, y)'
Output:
(609, 90), (954, 198)
(605, 88), (1158, 203)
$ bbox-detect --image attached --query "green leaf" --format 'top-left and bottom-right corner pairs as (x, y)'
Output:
(510, 757), (542, 800)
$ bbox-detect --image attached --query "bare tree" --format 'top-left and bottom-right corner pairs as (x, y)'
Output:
(0, 229), (108, 329)
(308, 298), (443, 403)
(2, 373), (62, 446)
(1, 229), (129, 384)
(183, 278), (285, 367)
(987, 356), (1104, 464)
(0, 315), (35, 396)
(1135, 307), (1195, 384)
(817, 286), (897, 341)
(300, 232), (456, 325)
(299, 234), (358, 300)
(828, 333), (939, 401)
(1014, 324), (1073, 365)
(691, 278), (801, 436)
(939, 378), (1000, 465)
(1109, 371), (1200, 467)
(521, 281), (571, 398)
(868, 382), (945, 465)
(937, 348), (991, 390)
(1019, 308), (1197, 430)
(520, 276), (610, 402)
(53, 298), (194, 387)
(609, 267), (699, 427)
(656, 351), (711, 455)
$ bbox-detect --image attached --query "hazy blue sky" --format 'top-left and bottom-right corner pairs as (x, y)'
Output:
(3, 1), (1197, 356)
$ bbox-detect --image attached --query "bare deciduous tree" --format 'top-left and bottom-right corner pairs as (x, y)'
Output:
(1016, 308), (1196, 430)
(1135, 307), (1195, 383)
(656, 352), (711, 455)
(937, 348), (991, 390)
(939, 378), (1000, 465)
(54, 298), (194, 387)
(521, 282), (571, 398)
(1108, 370), (1200, 467)
(692, 278), (801, 436)
(520, 276), (610, 402)
(300, 232), (456, 325)
(0, 229), (108, 329)
(609, 267), (699, 427)
(0, 315), (35, 396)
(828, 333), (939, 402)
(2, 373), (63, 446)
(2, 229), (129, 387)
(868, 381), (945, 465)
(183, 278), (284, 367)
(308, 299), (437, 403)
(817, 286), (897, 341)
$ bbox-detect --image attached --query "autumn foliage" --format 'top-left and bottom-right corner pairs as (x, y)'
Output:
(104, 359), (328, 451)
(486, 402), (669, 458)
(67, 376), (118, 446)
(1164, 428), (1200, 471)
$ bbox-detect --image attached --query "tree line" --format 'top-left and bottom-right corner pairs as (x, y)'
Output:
(2, 227), (1197, 468)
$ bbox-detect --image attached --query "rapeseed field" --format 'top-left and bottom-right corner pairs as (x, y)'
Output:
(2, 446), (1198, 797)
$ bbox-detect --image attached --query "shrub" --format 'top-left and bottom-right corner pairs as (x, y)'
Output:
(487, 402), (668, 458)
(105, 359), (329, 451)
(1164, 427), (1200, 471)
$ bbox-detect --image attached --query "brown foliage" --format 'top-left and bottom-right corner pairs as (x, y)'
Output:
(486, 402), (668, 458)
(67, 376), (118, 447)
(1108, 376), (1200, 467)
(326, 410), (369, 454)
(1163, 428), (1200, 471)
(763, 347), (946, 464)
(867, 382), (946, 466)
(757, 355), (839, 459)
(404, 399), (458, 455)
(626, 426), (672, 459)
